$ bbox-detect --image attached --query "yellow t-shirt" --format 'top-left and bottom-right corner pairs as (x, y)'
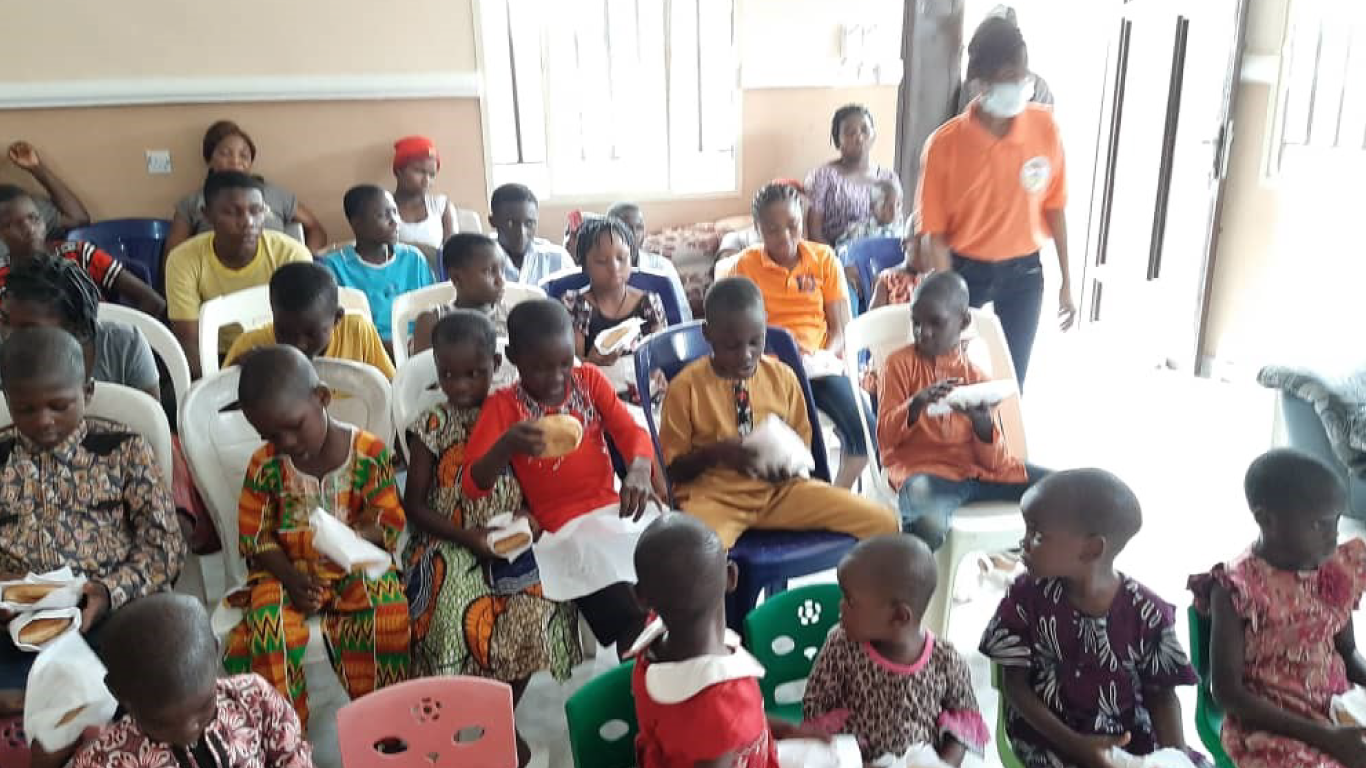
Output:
(165, 230), (312, 350)
(222, 313), (396, 380)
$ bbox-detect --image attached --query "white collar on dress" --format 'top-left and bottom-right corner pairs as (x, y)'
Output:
(628, 617), (767, 704)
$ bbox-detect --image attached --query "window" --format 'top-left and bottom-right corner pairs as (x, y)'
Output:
(1270, 1), (1366, 175)
(478, 0), (739, 200)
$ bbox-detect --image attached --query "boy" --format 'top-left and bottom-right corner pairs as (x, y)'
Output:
(0, 185), (163, 317)
(223, 345), (409, 723)
(0, 141), (90, 261)
(322, 184), (435, 350)
(487, 183), (570, 286)
(660, 276), (897, 548)
(463, 299), (657, 653)
(165, 171), (312, 379)
(224, 261), (394, 379)
(876, 272), (1044, 550)
(0, 327), (184, 703)
(606, 201), (689, 311)
(66, 593), (311, 768)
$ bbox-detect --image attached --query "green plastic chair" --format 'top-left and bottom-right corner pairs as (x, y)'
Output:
(1188, 605), (1236, 768)
(564, 659), (638, 768)
(990, 665), (1028, 768)
(742, 582), (843, 723)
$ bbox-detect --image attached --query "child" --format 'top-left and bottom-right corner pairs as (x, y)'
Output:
(66, 593), (311, 768)
(392, 135), (456, 254)
(660, 277), (897, 548)
(0, 184), (163, 317)
(606, 201), (689, 307)
(412, 233), (512, 377)
(165, 171), (313, 378)
(834, 178), (905, 306)
(462, 299), (657, 654)
(403, 311), (582, 765)
(322, 184), (436, 349)
(1189, 449), (1366, 768)
(877, 272), (1044, 550)
(224, 261), (394, 380)
(980, 469), (1205, 768)
(867, 228), (926, 312)
(804, 534), (987, 765)
(0, 327), (184, 703)
(487, 183), (570, 287)
(630, 514), (818, 767)
(223, 345), (409, 723)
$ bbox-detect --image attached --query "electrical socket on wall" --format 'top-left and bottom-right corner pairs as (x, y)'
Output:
(145, 150), (172, 175)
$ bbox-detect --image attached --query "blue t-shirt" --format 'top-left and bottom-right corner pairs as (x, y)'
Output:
(322, 244), (435, 342)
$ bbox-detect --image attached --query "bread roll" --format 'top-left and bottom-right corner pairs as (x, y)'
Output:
(598, 324), (634, 352)
(57, 705), (86, 726)
(3, 583), (60, 604)
(492, 532), (531, 555)
(18, 617), (71, 645)
(536, 414), (583, 458)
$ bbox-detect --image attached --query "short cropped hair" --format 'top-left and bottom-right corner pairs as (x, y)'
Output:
(203, 171), (265, 208)
(269, 262), (339, 314)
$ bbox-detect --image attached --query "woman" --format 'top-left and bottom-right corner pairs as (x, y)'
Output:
(917, 17), (1076, 390)
(392, 135), (457, 258)
(164, 120), (327, 253)
(803, 104), (899, 246)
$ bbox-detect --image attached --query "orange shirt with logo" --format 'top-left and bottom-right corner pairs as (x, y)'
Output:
(733, 241), (846, 354)
(915, 103), (1066, 261)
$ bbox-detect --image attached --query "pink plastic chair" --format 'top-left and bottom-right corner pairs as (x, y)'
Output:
(0, 715), (28, 768)
(336, 677), (517, 767)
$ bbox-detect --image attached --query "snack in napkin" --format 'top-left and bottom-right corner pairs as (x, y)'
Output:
(1106, 747), (1200, 768)
(308, 508), (392, 580)
(23, 631), (117, 751)
(10, 608), (82, 652)
(595, 318), (646, 356)
(0, 567), (86, 612)
(1333, 687), (1366, 727)
(484, 512), (534, 561)
(777, 735), (862, 768)
(742, 413), (815, 478)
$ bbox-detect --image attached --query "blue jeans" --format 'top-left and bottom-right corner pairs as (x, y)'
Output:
(952, 252), (1045, 391)
(808, 375), (869, 457)
(897, 464), (1049, 550)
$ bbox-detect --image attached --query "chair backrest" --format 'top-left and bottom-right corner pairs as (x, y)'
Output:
(0, 383), (173, 494)
(283, 222), (306, 244)
(391, 351), (443, 461)
(198, 285), (373, 376)
(847, 237), (904, 301)
(67, 218), (171, 291)
(99, 303), (192, 410)
(337, 676), (517, 768)
(634, 322), (831, 502)
(539, 267), (690, 326)
(455, 208), (484, 234)
(1187, 605), (1234, 767)
(315, 357), (393, 440)
(391, 284), (456, 368)
(564, 660), (638, 768)
(742, 582), (843, 713)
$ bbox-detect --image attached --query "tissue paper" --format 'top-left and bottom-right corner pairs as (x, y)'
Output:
(777, 735), (862, 768)
(742, 414), (815, 479)
(308, 508), (392, 580)
(0, 567), (86, 613)
(1107, 747), (1200, 768)
(23, 632), (118, 751)
(10, 608), (82, 653)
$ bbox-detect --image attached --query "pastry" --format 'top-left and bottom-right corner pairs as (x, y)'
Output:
(492, 532), (532, 555)
(3, 583), (60, 604)
(18, 617), (71, 645)
(536, 414), (583, 458)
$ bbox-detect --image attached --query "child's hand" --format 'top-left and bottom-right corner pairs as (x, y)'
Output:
(284, 573), (330, 616)
(909, 378), (961, 421)
(459, 527), (500, 560)
(6, 142), (41, 171)
(515, 510), (544, 541)
(356, 522), (386, 547)
(619, 460), (660, 522)
(79, 582), (111, 633)
(956, 402), (995, 436)
(498, 421), (547, 457)
(709, 438), (757, 475)
(587, 347), (624, 366)
(1320, 725), (1366, 767)
(767, 717), (831, 742)
(1074, 731), (1129, 768)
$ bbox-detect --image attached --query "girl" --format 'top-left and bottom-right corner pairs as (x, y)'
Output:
(392, 135), (457, 257)
(403, 311), (582, 767)
(804, 104), (899, 246)
(1190, 449), (1366, 768)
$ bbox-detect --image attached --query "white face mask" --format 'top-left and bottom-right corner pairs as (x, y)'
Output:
(980, 77), (1035, 118)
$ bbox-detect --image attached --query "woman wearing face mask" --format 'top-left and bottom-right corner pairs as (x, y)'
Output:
(915, 16), (1076, 391)
(956, 7), (1054, 113)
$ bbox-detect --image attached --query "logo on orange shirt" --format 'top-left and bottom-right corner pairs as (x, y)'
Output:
(1020, 156), (1052, 194)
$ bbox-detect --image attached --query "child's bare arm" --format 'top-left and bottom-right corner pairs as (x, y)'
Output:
(666, 440), (754, 485)
(1001, 667), (1127, 768)
(403, 436), (495, 555)
(868, 274), (890, 310)
(937, 739), (967, 766)
(412, 309), (438, 355)
(1144, 686), (1188, 750)
(1334, 621), (1366, 687)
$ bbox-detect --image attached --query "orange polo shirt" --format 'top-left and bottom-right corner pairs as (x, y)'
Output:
(916, 103), (1066, 261)
(733, 241), (845, 354)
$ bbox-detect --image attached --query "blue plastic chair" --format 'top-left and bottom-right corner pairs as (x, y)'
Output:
(847, 237), (905, 306)
(67, 218), (171, 293)
(539, 267), (693, 324)
(634, 321), (855, 631)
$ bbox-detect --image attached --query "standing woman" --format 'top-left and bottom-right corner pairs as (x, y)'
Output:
(392, 135), (457, 258)
(916, 17), (1076, 389)
(164, 120), (327, 253)
(803, 104), (899, 246)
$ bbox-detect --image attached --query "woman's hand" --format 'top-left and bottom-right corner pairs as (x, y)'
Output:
(1058, 282), (1078, 331)
(6, 142), (41, 172)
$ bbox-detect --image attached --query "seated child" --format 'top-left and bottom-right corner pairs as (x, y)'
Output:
(1189, 449), (1366, 768)
(489, 183), (571, 286)
(980, 469), (1207, 768)
(661, 277), (897, 548)
(0, 326), (184, 708)
(322, 184), (436, 350)
(66, 593), (310, 768)
(866, 229), (926, 312)
(560, 216), (668, 399)
(804, 534), (987, 765)
(877, 272), (1044, 549)
(224, 261), (395, 379)
(403, 311), (582, 764)
(607, 201), (689, 312)
(463, 299), (657, 653)
(835, 178), (905, 307)
(630, 514), (817, 768)
(223, 345), (409, 723)
(413, 233), (518, 389)
(0, 184), (164, 317)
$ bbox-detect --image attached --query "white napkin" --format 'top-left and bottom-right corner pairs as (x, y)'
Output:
(1332, 687), (1366, 726)
(1107, 747), (1200, 768)
(869, 743), (954, 768)
(742, 414), (815, 479)
(802, 350), (844, 379)
(485, 513), (534, 561)
(308, 508), (392, 580)
(926, 379), (1017, 418)
(531, 503), (664, 600)
(10, 608), (82, 653)
(594, 317), (647, 356)
(777, 735), (862, 768)
(0, 567), (86, 613)
(23, 631), (118, 751)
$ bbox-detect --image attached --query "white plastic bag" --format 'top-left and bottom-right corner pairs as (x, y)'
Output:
(743, 414), (815, 479)
(23, 631), (117, 751)
(802, 350), (844, 379)
(484, 513), (534, 561)
(1332, 687), (1366, 726)
(1107, 747), (1199, 768)
(594, 317), (646, 356)
(0, 567), (86, 613)
(869, 743), (954, 768)
(531, 503), (664, 600)
(777, 735), (862, 768)
(925, 379), (1017, 418)
(308, 508), (392, 580)
(10, 608), (81, 652)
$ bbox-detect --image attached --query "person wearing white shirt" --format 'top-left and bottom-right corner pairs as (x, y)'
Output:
(487, 183), (570, 287)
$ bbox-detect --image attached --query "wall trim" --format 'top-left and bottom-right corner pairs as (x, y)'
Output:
(0, 72), (482, 110)
(740, 62), (902, 90)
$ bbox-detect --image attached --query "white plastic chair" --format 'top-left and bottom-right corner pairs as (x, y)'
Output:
(391, 351), (444, 462)
(391, 284), (455, 368)
(198, 285), (372, 376)
(314, 357), (393, 443)
(99, 303), (192, 409)
(844, 305), (1028, 637)
(454, 208), (483, 234)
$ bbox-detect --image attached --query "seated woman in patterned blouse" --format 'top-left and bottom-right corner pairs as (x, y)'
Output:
(0, 327), (184, 712)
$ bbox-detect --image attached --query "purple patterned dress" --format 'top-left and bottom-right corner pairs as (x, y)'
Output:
(803, 164), (898, 244)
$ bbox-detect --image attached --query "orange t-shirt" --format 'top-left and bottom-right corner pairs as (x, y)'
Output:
(733, 241), (846, 354)
(916, 103), (1066, 261)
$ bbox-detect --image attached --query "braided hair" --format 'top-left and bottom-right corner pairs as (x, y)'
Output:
(4, 255), (101, 343)
(966, 16), (1028, 81)
(830, 104), (874, 148)
(575, 214), (636, 268)
(750, 181), (805, 223)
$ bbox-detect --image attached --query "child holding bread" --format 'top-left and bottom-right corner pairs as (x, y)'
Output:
(463, 299), (659, 655)
(403, 310), (582, 766)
